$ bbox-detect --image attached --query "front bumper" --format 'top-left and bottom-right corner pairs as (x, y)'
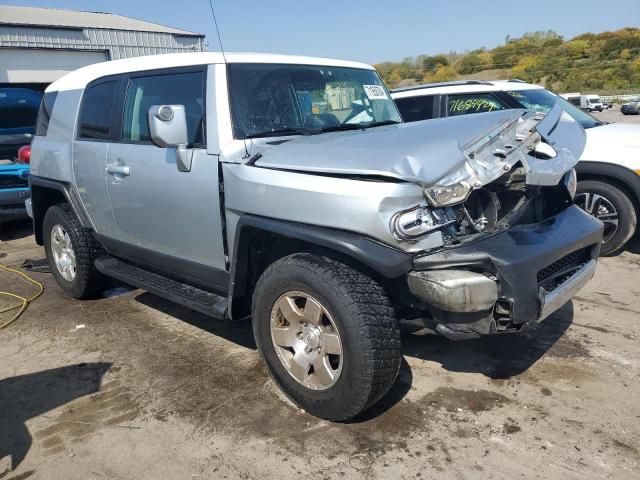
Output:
(409, 205), (603, 338)
(0, 188), (30, 222)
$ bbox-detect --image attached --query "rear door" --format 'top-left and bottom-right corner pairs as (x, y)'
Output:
(105, 66), (227, 288)
(73, 77), (121, 240)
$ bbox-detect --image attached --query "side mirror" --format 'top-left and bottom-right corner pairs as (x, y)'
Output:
(148, 105), (192, 172)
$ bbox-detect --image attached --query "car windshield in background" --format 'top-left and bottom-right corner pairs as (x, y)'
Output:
(0, 87), (42, 133)
(228, 64), (401, 139)
(506, 89), (603, 129)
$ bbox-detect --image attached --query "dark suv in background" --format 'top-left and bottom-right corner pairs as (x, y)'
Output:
(0, 87), (41, 228)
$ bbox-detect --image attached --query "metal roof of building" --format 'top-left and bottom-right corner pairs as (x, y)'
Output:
(0, 5), (203, 37)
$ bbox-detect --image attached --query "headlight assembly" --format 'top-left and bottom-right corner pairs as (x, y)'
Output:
(391, 205), (456, 240)
(423, 181), (472, 207)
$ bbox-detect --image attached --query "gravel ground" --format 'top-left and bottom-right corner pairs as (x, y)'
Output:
(1, 112), (639, 480)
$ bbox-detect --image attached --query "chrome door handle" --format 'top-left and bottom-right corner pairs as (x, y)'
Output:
(106, 164), (131, 176)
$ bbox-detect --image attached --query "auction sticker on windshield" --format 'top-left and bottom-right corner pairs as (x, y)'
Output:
(363, 85), (388, 100)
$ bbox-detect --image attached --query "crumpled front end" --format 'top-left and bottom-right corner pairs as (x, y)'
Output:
(250, 104), (587, 253)
(397, 105), (604, 337)
(391, 104), (586, 248)
(234, 103), (601, 337)
(406, 205), (602, 339)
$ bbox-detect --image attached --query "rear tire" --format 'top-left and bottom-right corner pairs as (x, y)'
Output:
(43, 203), (106, 298)
(252, 253), (401, 421)
(575, 180), (637, 256)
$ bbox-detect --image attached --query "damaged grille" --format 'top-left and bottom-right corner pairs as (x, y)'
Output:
(441, 164), (572, 244)
(0, 175), (28, 189)
(537, 247), (592, 290)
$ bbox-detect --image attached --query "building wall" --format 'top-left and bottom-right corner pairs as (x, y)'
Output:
(0, 25), (205, 60)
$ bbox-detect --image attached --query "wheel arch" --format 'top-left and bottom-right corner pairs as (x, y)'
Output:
(575, 162), (640, 215)
(227, 215), (413, 320)
(30, 176), (92, 245)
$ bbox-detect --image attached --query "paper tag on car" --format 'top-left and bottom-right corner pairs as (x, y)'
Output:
(363, 85), (388, 100)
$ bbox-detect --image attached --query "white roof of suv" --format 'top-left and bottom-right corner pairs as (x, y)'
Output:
(390, 80), (544, 99)
(48, 52), (375, 92)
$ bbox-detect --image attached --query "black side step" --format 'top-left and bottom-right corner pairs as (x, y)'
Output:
(95, 256), (227, 319)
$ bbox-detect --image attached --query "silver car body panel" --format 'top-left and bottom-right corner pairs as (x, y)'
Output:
(30, 89), (81, 184)
(106, 144), (226, 269)
(73, 139), (118, 238)
(222, 162), (444, 255)
(251, 104), (585, 190)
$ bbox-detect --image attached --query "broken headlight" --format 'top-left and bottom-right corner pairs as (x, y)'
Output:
(391, 205), (456, 240)
(423, 181), (472, 207)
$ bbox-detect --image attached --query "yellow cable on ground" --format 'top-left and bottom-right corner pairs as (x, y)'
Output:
(0, 263), (44, 329)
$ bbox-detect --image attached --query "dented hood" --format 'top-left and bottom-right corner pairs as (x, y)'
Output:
(253, 105), (586, 188)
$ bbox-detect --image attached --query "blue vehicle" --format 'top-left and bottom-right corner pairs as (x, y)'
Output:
(0, 87), (41, 228)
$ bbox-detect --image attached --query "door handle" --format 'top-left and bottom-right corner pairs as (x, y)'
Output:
(106, 164), (131, 176)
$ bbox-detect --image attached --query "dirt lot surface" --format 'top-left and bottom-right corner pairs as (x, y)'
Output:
(1, 110), (639, 480)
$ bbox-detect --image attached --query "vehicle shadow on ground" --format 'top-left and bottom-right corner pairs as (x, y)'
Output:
(401, 302), (575, 379)
(0, 220), (33, 242)
(134, 292), (414, 419)
(0, 363), (111, 473)
(133, 291), (573, 419)
(134, 292), (256, 350)
(622, 236), (640, 255)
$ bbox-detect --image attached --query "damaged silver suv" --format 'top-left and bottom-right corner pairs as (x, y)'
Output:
(28, 52), (603, 421)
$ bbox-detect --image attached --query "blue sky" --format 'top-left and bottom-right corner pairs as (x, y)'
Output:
(4, 0), (640, 63)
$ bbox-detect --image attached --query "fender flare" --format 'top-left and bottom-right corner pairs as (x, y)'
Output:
(29, 176), (92, 244)
(227, 214), (413, 319)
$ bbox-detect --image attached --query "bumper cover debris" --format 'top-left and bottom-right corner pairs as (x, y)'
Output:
(410, 205), (603, 337)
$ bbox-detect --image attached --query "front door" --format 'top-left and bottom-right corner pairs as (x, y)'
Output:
(106, 67), (226, 286)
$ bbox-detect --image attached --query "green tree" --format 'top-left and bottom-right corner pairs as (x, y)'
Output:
(376, 28), (640, 94)
(420, 54), (450, 72)
(424, 65), (457, 83)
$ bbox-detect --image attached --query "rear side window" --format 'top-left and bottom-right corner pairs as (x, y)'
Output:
(395, 95), (436, 122)
(122, 71), (205, 145)
(35, 91), (58, 136)
(447, 93), (507, 116)
(78, 80), (118, 140)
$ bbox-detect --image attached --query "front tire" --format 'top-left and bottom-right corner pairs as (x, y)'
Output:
(43, 203), (106, 298)
(252, 253), (401, 421)
(575, 180), (637, 256)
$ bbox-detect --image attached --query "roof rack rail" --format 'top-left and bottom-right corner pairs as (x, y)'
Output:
(390, 80), (493, 93)
(508, 79), (526, 83)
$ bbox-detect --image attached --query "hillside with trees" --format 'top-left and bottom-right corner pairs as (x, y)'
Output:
(375, 28), (640, 94)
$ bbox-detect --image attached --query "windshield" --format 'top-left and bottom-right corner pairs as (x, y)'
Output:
(228, 63), (401, 139)
(0, 88), (42, 133)
(506, 89), (604, 129)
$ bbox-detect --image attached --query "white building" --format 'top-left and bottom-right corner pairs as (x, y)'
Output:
(0, 5), (205, 89)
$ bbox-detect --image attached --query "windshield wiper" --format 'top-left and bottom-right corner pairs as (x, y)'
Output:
(365, 120), (402, 128)
(319, 124), (366, 133)
(245, 127), (315, 139)
(319, 120), (401, 133)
